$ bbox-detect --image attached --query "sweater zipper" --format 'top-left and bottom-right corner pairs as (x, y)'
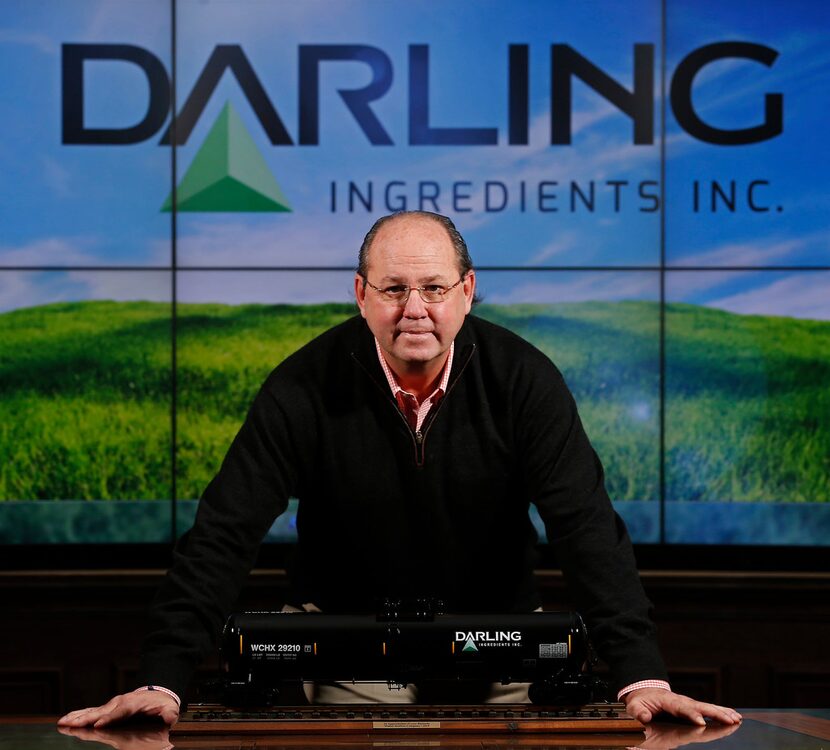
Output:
(352, 344), (476, 468)
(409, 344), (476, 467)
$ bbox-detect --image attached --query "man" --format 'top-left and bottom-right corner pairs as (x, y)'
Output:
(59, 211), (741, 728)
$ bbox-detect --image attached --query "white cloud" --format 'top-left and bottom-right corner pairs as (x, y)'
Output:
(665, 270), (752, 299)
(480, 272), (657, 305)
(40, 156), (72, 198)
(0, 270), (171, 313)
(570, 99), (621, 138)
(707, 273), (830, 321)
(0, 28), (56, 55)
(160, 1), (367, 50)
(670, 237), (806, 267)
(175, 215), (367, 266)
(177, 270), (356, 305)
(66, 270), (171, 302)
(524, 232), (580, 265)
(84, 1), (169, 44)
(0, 234), (171, 267)
(0, 237), (99, 266)
(0, 273), (40, 312)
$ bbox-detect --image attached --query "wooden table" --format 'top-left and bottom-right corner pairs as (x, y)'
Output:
(3, 710), (830, 749)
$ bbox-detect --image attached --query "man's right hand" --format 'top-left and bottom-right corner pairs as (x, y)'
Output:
(57, 690), (180, 728)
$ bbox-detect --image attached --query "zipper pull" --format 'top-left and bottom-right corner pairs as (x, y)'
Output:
(415, 430), (423, 445)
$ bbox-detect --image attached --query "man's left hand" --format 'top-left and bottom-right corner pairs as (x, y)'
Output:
(623, 688), (742, 726)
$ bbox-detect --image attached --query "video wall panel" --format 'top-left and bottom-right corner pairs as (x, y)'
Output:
(664, 270), (830, 544)
(0, 0), (172, 268)
(665, 0), (829, 268)
(1, 0), (827, 551)
(0, 271), (173, 543)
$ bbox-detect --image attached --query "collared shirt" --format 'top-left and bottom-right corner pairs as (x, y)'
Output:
(618, 679), (671, 701)
(375, 339), (453, 433)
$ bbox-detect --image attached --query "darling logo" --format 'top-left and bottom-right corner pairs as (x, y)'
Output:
(61, 41), (783, 215)
(455, 630), (522, 651)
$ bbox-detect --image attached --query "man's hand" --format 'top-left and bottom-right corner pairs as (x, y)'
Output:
(57, 690), (180, 728)
(623, 687), (742, 726)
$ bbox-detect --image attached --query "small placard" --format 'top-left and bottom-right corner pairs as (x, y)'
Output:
(373, 721), (440, 730)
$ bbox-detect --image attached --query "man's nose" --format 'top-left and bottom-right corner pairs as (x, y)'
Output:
(402, 288), (428, 316)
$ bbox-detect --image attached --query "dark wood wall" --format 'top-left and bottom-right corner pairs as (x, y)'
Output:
(2, 569), (828, 714)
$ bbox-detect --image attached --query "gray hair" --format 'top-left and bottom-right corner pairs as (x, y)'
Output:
(357, 211), (475, 280)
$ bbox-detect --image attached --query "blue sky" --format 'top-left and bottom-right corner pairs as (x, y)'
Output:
(0, 0), (828, 318)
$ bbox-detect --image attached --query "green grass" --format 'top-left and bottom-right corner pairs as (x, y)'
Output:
(1, 299), (828, 504)
(1, 301), (172, 500)
(664, 303), (830, 502)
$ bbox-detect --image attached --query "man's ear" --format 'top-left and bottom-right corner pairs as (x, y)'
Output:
(354, 274), (368, 318)
(463, 270), (476, 314)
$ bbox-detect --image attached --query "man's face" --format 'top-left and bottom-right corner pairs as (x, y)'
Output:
(355, 215), (476, 374)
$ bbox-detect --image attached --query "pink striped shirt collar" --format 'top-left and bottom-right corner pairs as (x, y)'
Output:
(374, 339), (454, 432)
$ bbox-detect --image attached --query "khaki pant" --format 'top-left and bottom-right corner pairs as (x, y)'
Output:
(305, 680), (530, 705)
(282, 604), (535, 705)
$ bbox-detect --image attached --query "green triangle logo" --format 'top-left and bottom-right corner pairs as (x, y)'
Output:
(462, 638), (478, 652)
(162, 101), (291, 212)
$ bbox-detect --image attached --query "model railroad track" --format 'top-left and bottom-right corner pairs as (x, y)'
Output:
(172, 702), (642, 735)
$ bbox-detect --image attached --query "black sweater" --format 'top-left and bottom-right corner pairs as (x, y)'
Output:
(138, 314), (667, 697)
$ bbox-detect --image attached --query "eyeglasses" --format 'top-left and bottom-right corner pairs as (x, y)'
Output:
(363, 276), (466, 304)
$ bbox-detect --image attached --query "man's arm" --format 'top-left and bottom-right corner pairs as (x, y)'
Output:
(520, 365), (666, 688)
(137, 384), (297, 696)
(518, 363), (739, 724)
(59, 382), (304, 726)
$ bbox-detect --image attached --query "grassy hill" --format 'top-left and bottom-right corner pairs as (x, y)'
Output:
(1, 299), (828, 504)
(662, 303), (830, 503)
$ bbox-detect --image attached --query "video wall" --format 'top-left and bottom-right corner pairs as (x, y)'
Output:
(1, 0), (828, 548)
